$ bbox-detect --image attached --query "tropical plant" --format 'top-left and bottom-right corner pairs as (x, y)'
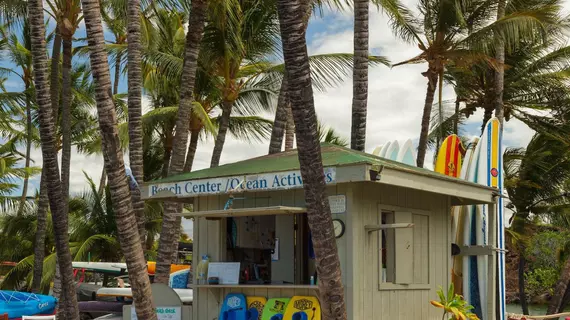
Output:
(317, 122), (349, 147)
(277, 0), (347, 318)
(504, 132), (570, 314)
(392, 0), (564, 167)
(0, 174), (163, 291)
(430, 284), (479, 320)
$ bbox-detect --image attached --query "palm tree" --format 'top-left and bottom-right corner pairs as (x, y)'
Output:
(28, 0), (79, 317)
(153, 0), (207, 284)
(79, 0), (156, 317)
(351, 0), (369, 152)
(504, 132), (570, 315)
(207, 0), (279, 168)
(493, 0), (506, 125)
(276, 0), (346, 318)
(126, 0), (146, 243)
(1, 174), (163, 290)
(318, 122), (348, 147)
(392, 0), (562, 168)
(0, 23), (35, 214)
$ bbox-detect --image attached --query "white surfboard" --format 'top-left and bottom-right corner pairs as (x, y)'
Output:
(379, 141), (392, 158)
(385, 140), (400, 161)
(96, 287), (193, 303)
(463, 135), (482, 307)
(452, 137), (478, 298)
(72, 262), (128, 274)
(396, 139), (416, 166)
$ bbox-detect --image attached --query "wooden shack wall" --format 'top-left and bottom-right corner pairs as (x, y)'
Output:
(349, 182), (450, 320)
(192, 185), (351, 320)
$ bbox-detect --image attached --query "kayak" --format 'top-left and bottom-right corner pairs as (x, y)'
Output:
(0, 291), (57, 319)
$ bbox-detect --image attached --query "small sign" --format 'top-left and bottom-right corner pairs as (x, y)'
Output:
(328, 195), (346, 214)
(208, 262), (240, 285)
(131, 306), (181, 320)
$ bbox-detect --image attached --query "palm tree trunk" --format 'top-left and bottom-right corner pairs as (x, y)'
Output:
(31, 172), (48, 293)
(61, 37), (72, 204)
(29, 0), (79, 318)
(268, 78), (289, 154)
(269, 5), (312, 155)
(277, 1), (347, 318)
(416, 68), (438, 168)
(454, 98), (460, 134)
(548, 252), (570, 314)
(98, 166), (106, 196)
(350, 0), (369, 152)
(210, 100), (233, 168)
(80, 0), (156, 318)
(113, 52), (121, 95)
(183, 130), (199, 172)
(518, 243), (529, 315)
(161, 133), (173, 178)
(50, 29), (61, 117)
(154, 0), (207, 284)
(18, 85), (32, 214)
(494, 0), (505, 125)
(127, 0), (146, 244)
(284, 103), (294, 150)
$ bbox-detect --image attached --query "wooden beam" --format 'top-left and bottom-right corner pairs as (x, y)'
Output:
(365, 223), (414, 234)
(176, 206), (307, 218)
(458, 245), (499, 256)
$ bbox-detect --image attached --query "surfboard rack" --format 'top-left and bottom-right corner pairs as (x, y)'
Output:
(364, 223), (414, 234)
(458, 245), (507, 256)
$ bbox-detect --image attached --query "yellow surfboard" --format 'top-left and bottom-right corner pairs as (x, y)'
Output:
(283, 296), (321, 320)
(434, 134), (464, 178)
(247, 296), (267, 320)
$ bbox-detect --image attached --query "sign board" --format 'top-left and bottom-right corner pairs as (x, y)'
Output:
(207, 262), (240, 284)
(131, 307), (181, 320)
(147, 168), (336, 198)
(328, 195), (346, 214)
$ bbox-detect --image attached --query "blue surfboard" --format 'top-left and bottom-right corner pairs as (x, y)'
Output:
(220, 293), (248, 320)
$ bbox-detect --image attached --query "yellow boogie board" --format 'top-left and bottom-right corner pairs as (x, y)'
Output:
(283, 296), (321, 320)
(247, 296), (267, 320)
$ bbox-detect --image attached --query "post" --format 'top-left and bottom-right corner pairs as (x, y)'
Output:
(487, 199), (497, 320)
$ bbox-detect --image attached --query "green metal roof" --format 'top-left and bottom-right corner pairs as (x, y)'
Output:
(148, 143), (453, 184)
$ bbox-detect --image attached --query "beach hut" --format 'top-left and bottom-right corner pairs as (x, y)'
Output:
(141, 143), (500, 320)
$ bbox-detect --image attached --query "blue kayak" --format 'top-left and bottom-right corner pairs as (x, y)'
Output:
(0, 291), (57, 319)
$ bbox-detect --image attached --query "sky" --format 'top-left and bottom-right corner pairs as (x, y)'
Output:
(3, 2), (563, 237)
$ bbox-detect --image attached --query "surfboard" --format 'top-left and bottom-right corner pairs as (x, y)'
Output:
(463, 134), (483, 311)
(96, 288), (193, 303)
(372, 145), (383, 156)
(396, 139), (416, 166)
(434, 135), (464, 178)
(147, 261), (190, 275)
(220, 293), (247, 320)
(378, 141), (391, 158)
(261, 298), (290, 320)
(452, 137), (479, 296)
(385, 140), (400, 161)
(474, 118), (504, 319)
(282, 296), (320, 320)
(247, 297), (267, 320)
(169, 269), (190, 289)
